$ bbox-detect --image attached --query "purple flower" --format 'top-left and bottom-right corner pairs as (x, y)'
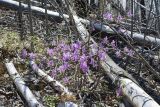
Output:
(60, 43), (70, 52)
(39, 57), (47, 68)
(63, 77), (69, 84)
(127, 50), (134, 57)
(62, 52), (71, 61)
(123, 47), (134, 57)
(127, 10), (132, 17)
(111, 40), (116, 49)
(99, 43), (104, 48)
(47, 60), (54, 67)
(21, 49), (27, 59)
(71, 50), (79, 62)
(51, 69), (57, 78)
(104, 47), (109, 52)
(115, 50), (121, 58)
(103, 12), (113, 20)
(47, 48), (54, 56)
(102, 36), (109, 44)
(117, 15), (123, 22)
(41, 57), (47, 63)
(79, 54), (89, 73)
(123, 47), (129, 53)
(80, 54), (88, 63)
(116, 87), (122, 96)
(29, 53), (36, 60)
(58, 63), (69, 73)
(82, 46), (87, 54)
(80, 61), (89, 73)
(98, 50), (106, 61)
(71, 42), (81, 51)
(90, 58), (97, 68)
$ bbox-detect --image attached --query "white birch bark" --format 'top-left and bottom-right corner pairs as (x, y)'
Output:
(119, 77), (160, 107)
(30, 61), (71, 95)
(119, 0), (126, 10)
(5, 62), (43, 107)
(30, 61), (78, 107)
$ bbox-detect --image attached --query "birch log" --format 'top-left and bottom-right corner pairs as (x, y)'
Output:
(5, 62), (43, 107)
(119, 77), (160, 107)
(29, 61), (78, 107)
(61, 1), (160, 106)
(0, 0), (69, 19)
(119, 0), (126, 10)
(30, 61), (71, 95)
(1, 0), (160, 46)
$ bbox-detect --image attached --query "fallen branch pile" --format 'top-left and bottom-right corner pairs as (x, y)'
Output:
(1, 0), (160, 46)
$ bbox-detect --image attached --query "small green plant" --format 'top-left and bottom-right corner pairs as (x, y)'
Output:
(44, 95), (59, 107)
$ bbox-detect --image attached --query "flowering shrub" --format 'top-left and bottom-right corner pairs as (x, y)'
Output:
(20, 36), (134, 87)
(103, 12), (124, 22)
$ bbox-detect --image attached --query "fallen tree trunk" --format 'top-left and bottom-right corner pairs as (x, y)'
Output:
(30, 61), (71, 95)
(1, 0), (160, 46)
(5, 62), (43, 107)
(61, 0), (160, 106)
(29, 61), (78, 107)
(119, 77), (160, 107)
(0, 0), (69, 21)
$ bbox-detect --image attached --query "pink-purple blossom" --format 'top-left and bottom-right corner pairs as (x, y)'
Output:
(58, 63), (69, 73)
(116, 87), (122, 96)
(71, 50), (79, 62)
(63, 77), (69, 84)
(123, 47), (134, 57)
(127, 10), (132, 17)
(51, 69), (57, 78)
(80, 54), (89, 73)
(71, 42), (81, 51)
(47, 60), (54, 67)
(103, 12), (113, 20)
(115, 50), (121, 58)
(98, 50), (106, 61)
(90, 58), (97, 68)
(127, 50), (134, 57)
(80, 61), (89, 73)
(21, 49), (27, 59)
(102, 36), (109, 44)
(62, 52), (71, 61)
(80, 54), (88, 63)
(117, 15), (123, 22)
(47, 48), (54, 56)
(123, 47), (129, 53)
(29, 53), (36, 60)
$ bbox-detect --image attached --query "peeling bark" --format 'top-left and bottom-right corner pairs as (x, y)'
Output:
(5, 62), (43, 107)
(29, 61), (78, 107)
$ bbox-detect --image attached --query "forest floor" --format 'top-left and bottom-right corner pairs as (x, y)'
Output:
(0, 8), (118, 107)
(0, 6), (160, 107)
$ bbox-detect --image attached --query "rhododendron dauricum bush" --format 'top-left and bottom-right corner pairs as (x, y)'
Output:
(20, 36), (134, 85)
